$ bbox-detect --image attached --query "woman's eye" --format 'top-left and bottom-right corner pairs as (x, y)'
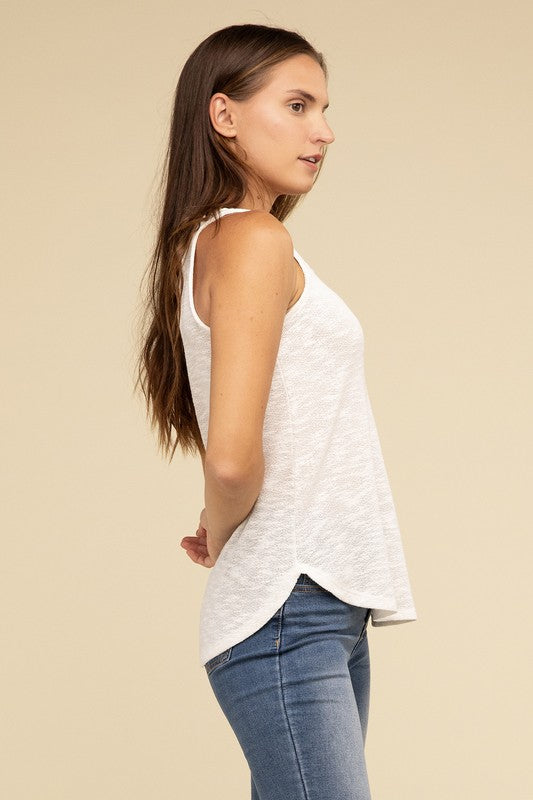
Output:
(289, 102), (305, 113)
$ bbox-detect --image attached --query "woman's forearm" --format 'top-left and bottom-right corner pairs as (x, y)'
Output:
(203, 455), (264, 559)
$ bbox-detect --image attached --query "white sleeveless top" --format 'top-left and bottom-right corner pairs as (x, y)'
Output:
(179, 207), (417, 667)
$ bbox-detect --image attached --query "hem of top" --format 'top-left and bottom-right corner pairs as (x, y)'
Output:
(371, 616), (418, 626)
(296, 562), (417, 625)
(187, 208), (312, 335)
(199, 561), (417, 666)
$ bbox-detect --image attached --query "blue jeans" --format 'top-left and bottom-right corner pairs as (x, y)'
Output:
(204, 573), (372, 799)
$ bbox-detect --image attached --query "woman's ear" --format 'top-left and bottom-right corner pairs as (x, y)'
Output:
(209, 93), (238, 140)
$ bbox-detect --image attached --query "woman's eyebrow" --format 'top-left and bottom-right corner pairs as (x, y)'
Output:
(284, 89), (329, 110)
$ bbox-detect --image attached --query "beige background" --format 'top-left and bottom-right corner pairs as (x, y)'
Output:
(2, 1), (532, 798)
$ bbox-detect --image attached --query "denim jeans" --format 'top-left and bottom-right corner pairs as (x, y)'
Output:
(204, 573), (372, 799)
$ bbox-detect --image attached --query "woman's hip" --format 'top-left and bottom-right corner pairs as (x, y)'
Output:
(204, 573), (372, 799)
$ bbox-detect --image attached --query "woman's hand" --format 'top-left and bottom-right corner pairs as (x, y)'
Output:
(179, 508), (218, 568)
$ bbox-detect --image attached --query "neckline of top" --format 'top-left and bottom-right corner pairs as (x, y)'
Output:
(220, 206), (254, 211)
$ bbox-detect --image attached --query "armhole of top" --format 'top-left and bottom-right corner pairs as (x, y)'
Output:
(188, 207), (310, 331)
(188, 208), (252, 332)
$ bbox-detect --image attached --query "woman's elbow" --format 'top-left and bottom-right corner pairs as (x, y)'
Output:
(204, 448), (264, 488)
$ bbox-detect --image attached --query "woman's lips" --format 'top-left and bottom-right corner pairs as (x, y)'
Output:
(298, 158), (318, 172)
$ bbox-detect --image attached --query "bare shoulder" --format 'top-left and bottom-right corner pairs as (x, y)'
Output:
(194, 210), (296, 328)
(199, 209), (293, 266)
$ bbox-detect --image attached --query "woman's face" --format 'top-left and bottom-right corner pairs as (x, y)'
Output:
(210, 54), (335, 209)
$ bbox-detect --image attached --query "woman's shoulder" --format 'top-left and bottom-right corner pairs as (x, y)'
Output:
(201, 209), (293, 255)
(194, 212), (294, 301)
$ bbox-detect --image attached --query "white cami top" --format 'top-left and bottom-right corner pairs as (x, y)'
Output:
(179, 207), (418, 667)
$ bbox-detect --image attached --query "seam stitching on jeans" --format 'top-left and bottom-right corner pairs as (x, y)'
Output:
(348, 609), (371, 660)
(275, 605), (311, 800)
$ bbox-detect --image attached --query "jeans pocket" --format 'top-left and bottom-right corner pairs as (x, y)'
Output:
(204, 646), (233, 676)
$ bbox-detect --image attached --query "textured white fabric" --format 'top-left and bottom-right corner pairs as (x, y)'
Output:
(179, 207), (417, 667)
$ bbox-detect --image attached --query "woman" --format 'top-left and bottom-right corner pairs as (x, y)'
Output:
(136, 23), (417, 800)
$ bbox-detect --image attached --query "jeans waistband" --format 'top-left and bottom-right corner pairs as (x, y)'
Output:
(295, 573), (321, 587)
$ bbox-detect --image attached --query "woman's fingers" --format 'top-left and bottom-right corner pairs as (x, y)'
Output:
(179, 528), (215, 568)
(184, 546), (214, 568)
(180, 535), (214, 565)
(183, 542), (207, 563)
(180, 537), (207, 552)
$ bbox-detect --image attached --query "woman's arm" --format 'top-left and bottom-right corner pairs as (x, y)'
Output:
(202, 211), (295, 561)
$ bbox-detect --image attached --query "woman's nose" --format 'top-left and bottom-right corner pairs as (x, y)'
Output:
(316, 125), (335, 145)
(323, 126), (335, 144)
(316, 119), (335, 144)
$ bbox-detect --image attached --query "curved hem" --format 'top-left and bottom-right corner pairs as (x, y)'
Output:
(199, 562), (416, 666)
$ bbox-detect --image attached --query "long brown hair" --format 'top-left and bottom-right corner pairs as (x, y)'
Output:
(134, 23), (329, 462)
